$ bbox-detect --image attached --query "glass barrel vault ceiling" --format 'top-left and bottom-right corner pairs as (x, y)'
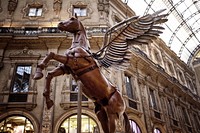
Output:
(126, 0), (200, 65)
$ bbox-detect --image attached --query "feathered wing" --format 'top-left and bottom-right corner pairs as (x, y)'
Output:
(93, 9), (168, 69)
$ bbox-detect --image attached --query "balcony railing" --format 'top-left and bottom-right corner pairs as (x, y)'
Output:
(132, 46), (200, 100)
(8, 93), (28, 102)
(0, 27), (108, 36)
(70, 92), (88, 101)
(0, 91), (37, 111)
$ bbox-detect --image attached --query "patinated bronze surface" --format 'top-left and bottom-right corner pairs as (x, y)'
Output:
(34, 15), (133, 133)
(34, 10), (168, 133)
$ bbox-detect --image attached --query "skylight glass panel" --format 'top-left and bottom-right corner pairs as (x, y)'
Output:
(180, 47), (191, 62)
(188, 4), (197, 13)
(152, 1), (167, 10)
(182, 9), (192, 18)
(177, 2), (187, 13)
(160, 26), (172, 46)
(184, 0), (193, 6)
(188, 17), (198, 27)
(180, 54), (189, 63)
(191, 19), (200, 30)
(147, 8), (155, 14)
(181, 3), (193, 16)
(128, 0), (147, 16)
(194, 31), (200, 39)
(167, 15), (180, 30)
(126, 0), (200, 64)
(186, 38), (199, 52)
(170, 37), (183, 55)
(176, 28), (188, 39)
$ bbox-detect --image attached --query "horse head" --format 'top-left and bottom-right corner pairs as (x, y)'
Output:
(58, 14), (90, 50)
(58, 14), (80, 33)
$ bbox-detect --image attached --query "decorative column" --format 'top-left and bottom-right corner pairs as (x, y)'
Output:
(41, 67), (56, 133)
(40, 40), (61, 133)
(139, 79), (152, 133)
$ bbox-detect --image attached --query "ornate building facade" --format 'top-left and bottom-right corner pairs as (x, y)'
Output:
(0, 0), (200, 133)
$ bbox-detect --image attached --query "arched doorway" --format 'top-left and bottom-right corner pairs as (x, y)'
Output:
(59, 114), (99, 133)
(129, 119), (142, 133)
(0, 115), (34, 133)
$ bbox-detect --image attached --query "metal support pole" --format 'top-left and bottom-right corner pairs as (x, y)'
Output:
(77, 81), (82, 133)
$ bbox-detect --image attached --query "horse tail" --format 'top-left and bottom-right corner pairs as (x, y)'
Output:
(123, 112), (133, 133)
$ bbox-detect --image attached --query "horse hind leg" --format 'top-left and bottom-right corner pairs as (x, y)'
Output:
(43, 72), (54, 110)
(43, 66), (65, 109)
(106, 90), (127, 133)
(34, 52), (55, 80)
(94, 102), (110, 133)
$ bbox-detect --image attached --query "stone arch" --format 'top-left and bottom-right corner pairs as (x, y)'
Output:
(0, 109), (40, 133)
(54, 107), (102, 132)
(153, 124), (166, 133)
(128, 114), (147, 133)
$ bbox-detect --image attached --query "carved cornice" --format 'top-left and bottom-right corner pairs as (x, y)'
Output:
(110, 0), (135, 17)
(155, 39), (194, 75)
(9, 46), (41, 60)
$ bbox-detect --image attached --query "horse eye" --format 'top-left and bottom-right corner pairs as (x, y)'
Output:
(71, 17), (75, 20)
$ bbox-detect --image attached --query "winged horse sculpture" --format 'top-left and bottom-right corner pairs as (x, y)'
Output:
(33, 9), (168, 133)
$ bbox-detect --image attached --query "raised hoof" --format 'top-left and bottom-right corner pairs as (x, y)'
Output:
(33, 72), (43, 80)
(46, 100), (54, 109)
(33, 68), (43, 80)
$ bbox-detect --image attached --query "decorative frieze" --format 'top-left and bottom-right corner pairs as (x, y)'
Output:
(9, 46), (41, 61)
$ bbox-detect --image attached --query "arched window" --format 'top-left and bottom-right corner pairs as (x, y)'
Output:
(59, 114), (99, 133)
(129, 120), (141, 133)
(153, 50), (161, 62)
(154, 128), (162, 133)
(167, 61), (174, 75)
(178, 70), (185, 83)
(0, 115), (34, 133)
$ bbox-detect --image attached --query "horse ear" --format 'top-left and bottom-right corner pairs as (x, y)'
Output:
(75, 13), (78, 19)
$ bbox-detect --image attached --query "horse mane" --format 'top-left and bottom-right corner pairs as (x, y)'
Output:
(77, 19), (90, 50)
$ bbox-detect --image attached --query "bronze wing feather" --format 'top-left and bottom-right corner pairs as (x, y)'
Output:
(93, 9), (168, 69)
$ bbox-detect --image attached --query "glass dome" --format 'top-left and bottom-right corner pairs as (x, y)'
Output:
(126, 0), (200, 65)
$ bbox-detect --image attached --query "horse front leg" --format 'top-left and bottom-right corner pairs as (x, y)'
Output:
(43, 66), (65, 109)
(34, 52), (55, 80)
(34, 52), (69, 80)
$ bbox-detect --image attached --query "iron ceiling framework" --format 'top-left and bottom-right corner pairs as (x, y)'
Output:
(128, 0), (200, 65)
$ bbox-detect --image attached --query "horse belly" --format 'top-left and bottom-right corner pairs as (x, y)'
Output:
(79, 69), (115, 100)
